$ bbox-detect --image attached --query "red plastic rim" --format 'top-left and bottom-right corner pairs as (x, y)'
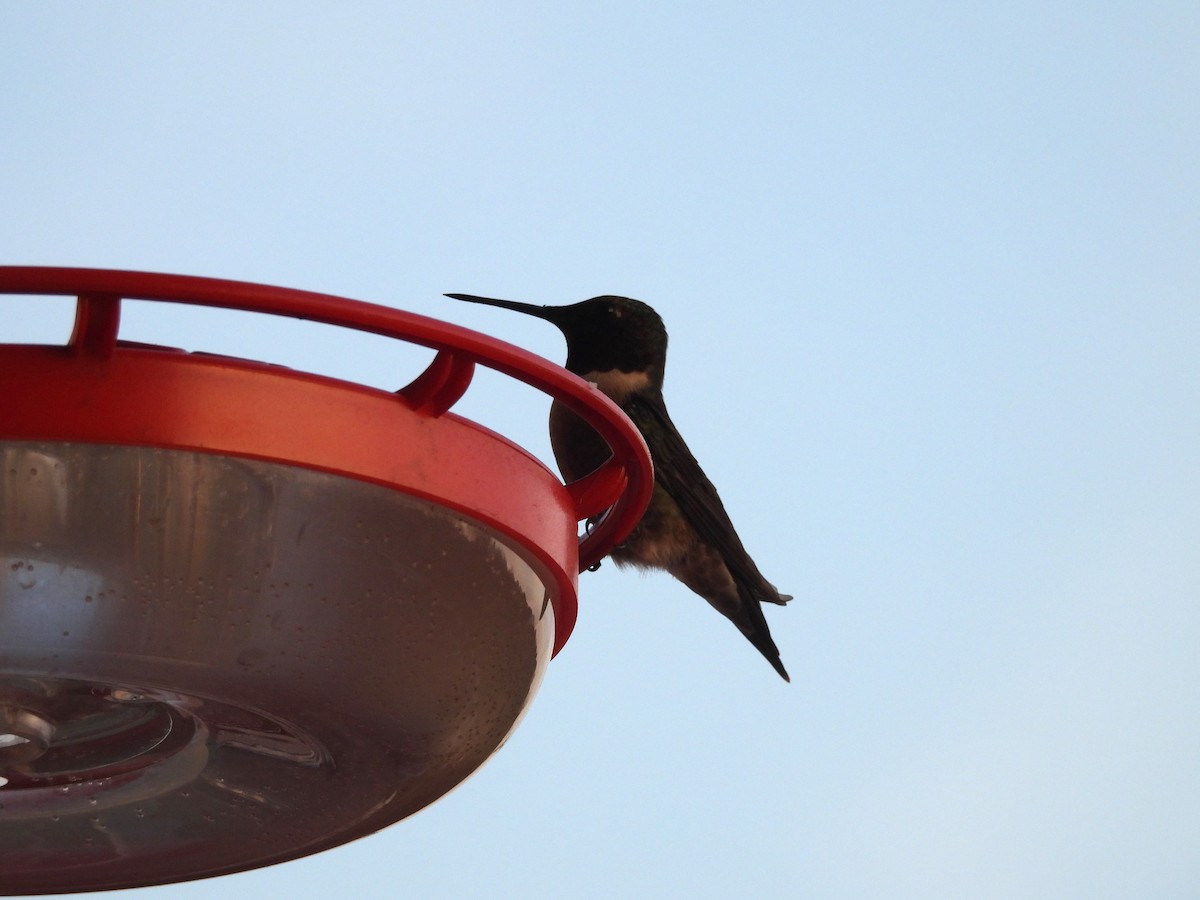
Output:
(0, 266), (654, 655)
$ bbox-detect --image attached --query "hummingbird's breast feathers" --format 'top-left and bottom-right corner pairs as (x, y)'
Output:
(582, 368), (654, 404)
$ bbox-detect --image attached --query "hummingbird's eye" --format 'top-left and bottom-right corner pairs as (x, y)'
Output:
(608, 302), (621, 318)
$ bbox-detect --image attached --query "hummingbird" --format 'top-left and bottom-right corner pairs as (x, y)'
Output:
(446, 293), (792, 681)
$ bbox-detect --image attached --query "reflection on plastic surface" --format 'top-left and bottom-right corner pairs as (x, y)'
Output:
(0, 442), (555, 893)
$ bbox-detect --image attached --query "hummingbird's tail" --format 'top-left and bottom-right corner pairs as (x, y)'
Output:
(735, 586), (790, 682)
(666, 553), (791, 681)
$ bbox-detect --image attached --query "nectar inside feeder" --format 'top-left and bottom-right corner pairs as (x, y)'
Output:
(0, 268), (652, 894)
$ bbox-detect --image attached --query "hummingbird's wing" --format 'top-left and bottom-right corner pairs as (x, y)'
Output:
(622, 388), (790, 606)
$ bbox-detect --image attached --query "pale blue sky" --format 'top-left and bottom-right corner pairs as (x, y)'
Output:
(2, 2), (1198, 897)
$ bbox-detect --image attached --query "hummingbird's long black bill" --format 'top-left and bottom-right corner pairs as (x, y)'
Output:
(445, 293), (567, 325)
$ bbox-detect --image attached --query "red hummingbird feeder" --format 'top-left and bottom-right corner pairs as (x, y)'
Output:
(0, 267), (653, 894)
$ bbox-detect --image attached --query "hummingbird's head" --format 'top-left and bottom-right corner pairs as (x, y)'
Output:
(446, 293), (668, 386)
